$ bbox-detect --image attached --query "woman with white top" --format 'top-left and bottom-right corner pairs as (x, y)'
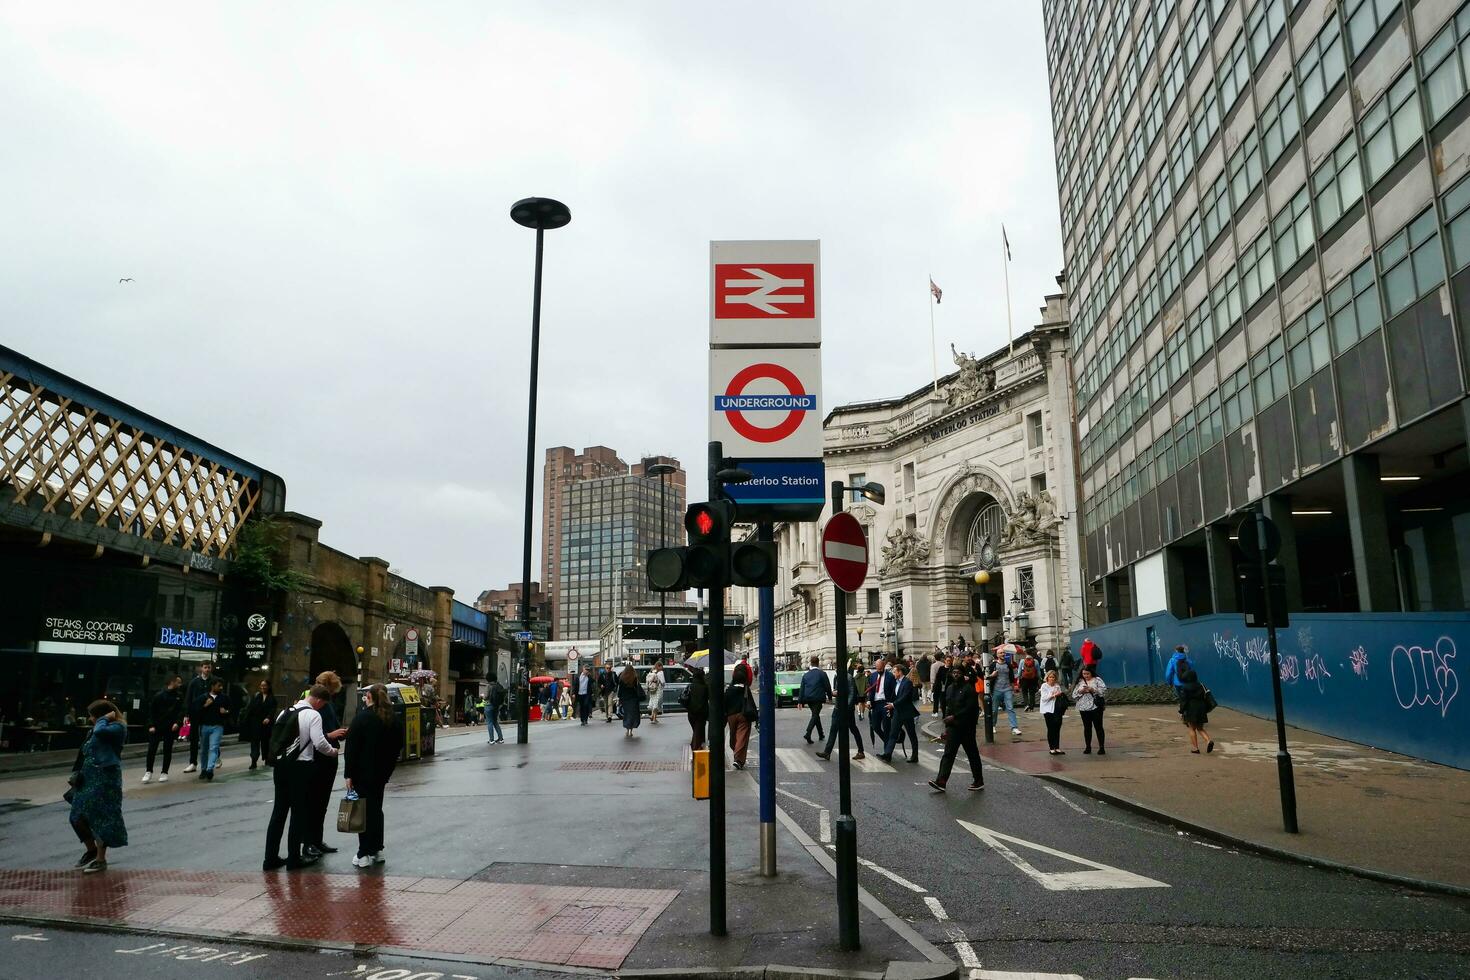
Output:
(1039, 669), (1066, 755)
(1071, 667), (1107, 755)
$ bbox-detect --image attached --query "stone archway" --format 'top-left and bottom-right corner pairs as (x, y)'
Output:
(309, 621), (358, 720)
(928, 464), (1015, 566)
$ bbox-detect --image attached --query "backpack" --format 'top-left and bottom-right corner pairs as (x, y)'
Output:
(1021, 659), (1038, 681)
(268, 706), (305, 763)
(677, 685), (691, 709)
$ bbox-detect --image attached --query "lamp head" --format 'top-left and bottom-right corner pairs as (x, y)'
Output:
(973, 570), (990, 585)
(857, 481), (886, 505)
(510, 197), (571, 230)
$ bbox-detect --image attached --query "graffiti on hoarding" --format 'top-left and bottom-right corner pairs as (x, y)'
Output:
(1391, 637), (1459, 718)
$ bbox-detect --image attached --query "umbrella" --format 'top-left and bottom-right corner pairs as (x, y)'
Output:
(529, 675), (555, 684)
(685, 648), (741, 667)
(994, 642), (1020, 658)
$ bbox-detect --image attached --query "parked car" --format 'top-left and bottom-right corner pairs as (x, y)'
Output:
(628, 664), (692, 714)
(773, 671), (805, 707)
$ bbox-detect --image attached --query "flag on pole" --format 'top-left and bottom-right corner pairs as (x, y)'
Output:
(929, 278), (943, 304)
(1002, 225), (1012, 262)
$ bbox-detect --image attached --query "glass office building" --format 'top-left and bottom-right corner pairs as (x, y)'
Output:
(1044, 0), (1470, 620)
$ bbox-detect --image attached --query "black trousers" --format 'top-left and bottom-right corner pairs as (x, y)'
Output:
(1044, 710), (1064, 750)
(1080, 708), (1105, 750)
(804, 703), (825, 740)
(933, 686), (946, 716)
(868, 703), (889, 743)
(883, 716), (918, 759)
(248, 722), (272, 766)
(187, 721), (201, 766)
(357, 783), (386, 857)
(823, 710), (863, 755)
(308, 753), (339, 846)
(146, 729), (175, 773)
(578, 694), (594, 724)
(264, 761), (311, 860)
(936, 715), (983, 787)
(689, 712), (707, 750)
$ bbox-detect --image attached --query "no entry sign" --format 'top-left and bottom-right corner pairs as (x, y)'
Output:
(822, 512), (869, 593)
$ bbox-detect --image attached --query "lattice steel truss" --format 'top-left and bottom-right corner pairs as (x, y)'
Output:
(0, 366), (264, 559)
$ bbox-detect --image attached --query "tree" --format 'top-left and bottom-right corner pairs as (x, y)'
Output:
(230, 519), (309, 594)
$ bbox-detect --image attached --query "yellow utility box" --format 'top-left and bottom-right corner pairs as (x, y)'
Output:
(692, 749), (710, 800)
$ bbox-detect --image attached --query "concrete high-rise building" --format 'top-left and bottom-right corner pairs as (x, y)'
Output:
(542, 446), (627, 635)
(556, 458), (686, 640)
(1043, 0), (1470, 622)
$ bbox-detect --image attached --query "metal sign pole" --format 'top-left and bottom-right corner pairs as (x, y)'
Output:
(757, 521), (777, 877)
(830, 481), (859, 951)
(706, 441), (728, 936)
(1257, 513), (1299, 833)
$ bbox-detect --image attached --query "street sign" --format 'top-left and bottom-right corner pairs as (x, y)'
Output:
(724, 459), (826, 514)
(711, 240), (820, 346)
(514, 630), (534, 642)
(822, 512), (869, 593)
(1238, 564), (1290, 629)
(709, 347), (822, 459)
(1236, 513), (1282, 563)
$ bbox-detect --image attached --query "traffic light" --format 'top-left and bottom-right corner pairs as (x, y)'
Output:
(684, 500), (733, 588)
(647, 546), (690, 592)
(730, 538), (777, 587)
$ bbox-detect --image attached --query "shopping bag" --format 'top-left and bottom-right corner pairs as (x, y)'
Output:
(336, 790), (367, 834)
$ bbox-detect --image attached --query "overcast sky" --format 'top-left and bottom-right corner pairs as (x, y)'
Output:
(0, 2), (1062, 602)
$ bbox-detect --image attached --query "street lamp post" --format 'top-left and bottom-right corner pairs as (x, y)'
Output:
(974, 570), (995, 743)
(856, 625), (863, 663)
(644, 461), (677, 666)
(510, 196), (570, 746)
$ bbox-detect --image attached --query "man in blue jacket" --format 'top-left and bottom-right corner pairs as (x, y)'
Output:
(878, 663), (920, 763)
(1165, 645), (1192, 699)
(798, 656), (833, 744)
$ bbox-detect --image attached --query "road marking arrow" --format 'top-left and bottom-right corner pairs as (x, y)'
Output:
(10, 933), (47, 942)
(958, 820), (1170, 891)
(722, 268), (807, 314)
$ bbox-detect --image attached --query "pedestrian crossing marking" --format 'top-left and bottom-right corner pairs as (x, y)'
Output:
(775, 748), (823, 773)
(958, 820), (1170, 892)
(851, 754), (895, 773)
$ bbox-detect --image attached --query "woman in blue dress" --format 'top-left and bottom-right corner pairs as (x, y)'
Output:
(69, 700), (128, 873)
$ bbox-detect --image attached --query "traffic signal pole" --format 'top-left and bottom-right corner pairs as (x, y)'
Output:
(706, 441), (728, 937)
(1256, 513), (1298, 834)
(757, 521), (776, 878)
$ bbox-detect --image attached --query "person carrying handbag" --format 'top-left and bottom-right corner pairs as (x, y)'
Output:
(1071, 667), (1108, 755)
(1039, 670), (1067, 755)
(724, 661), (755, 769)
(343, 684), (403, 868)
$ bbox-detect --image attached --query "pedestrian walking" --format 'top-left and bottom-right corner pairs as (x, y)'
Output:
(1177, 667), (1216, 754)
(1059, 647), (1078, 688)
(462, 690), (476, 726)
(576, 666), (596, 725)
(1018, 651), (1040, 711)
(597, 666), (616, 722)
(305, 671), (348, 858)
(799, 656), (832, 744)
(917, 652), (933, 704)
(557, 680), (573, 720)
(867, 658), (893, 745)
(240, 679), (277, 770)
(816, 666), (865, 761)
(617, 665), (641, 739)
(68, 700), (128, 873)
(879, 663), (919, 763)
(1041, 649), (1058, 679)
(142, 675), (183, 784)
(180, 662), (214, 773)
(645, 661), (666, 725)
(195, 678), (231, 781)
(1165, 645), (1192, 700)
(683, 665), (709, 750)
(263, 684), (339, 871)
(345, 684), (403, 868)
(987, 652), (1022, 736)
(932, 655), (950, 716)
(1071, 667), (1107, 754)
(928, 662), (983, 793)
(486, 678), (506, 743)
(1079, 636), (1102, 677)
(1040, 669), (1066, 755)
(724, 661), (755, 769)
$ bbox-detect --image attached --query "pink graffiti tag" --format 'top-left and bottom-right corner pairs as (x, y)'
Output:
(1390, 637), (1459, 718)
(1350, 647), (1368, 678)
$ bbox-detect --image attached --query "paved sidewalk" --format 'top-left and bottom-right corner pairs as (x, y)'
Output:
(969, 704), (1470, 891)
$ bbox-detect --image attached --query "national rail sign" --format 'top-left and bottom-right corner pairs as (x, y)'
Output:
(709, 347), (822, 460)
(710, 240), (821, 346)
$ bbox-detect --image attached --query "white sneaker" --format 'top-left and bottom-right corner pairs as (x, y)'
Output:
(182, 764), (197, 773)
(141, 772), (152, 784)
(158, 773), (169, 783)
(370, 853), (385, 865)
(351, 855), (372, 868)
(1011, 727), (1022, 736)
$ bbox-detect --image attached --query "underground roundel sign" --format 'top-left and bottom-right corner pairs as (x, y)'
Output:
(716, 362), (815, 443)
(822, 512), (869, 593)
(709, 347), (822, 458)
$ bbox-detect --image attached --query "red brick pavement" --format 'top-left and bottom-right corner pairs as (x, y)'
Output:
(0, 868), (675, 970)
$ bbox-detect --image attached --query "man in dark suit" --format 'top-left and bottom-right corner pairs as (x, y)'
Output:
(798, 656), (833, 744)
(929, 661), (984, 793)
(878, 663), (920, 763)
(867, 659), (895, 744)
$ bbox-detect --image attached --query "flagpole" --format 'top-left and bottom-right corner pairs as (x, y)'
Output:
(1002, 230), (1015, 356)
(928, 273), (940, 394)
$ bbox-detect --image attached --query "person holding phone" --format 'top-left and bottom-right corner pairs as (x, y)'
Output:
(69, 700), (128, 873)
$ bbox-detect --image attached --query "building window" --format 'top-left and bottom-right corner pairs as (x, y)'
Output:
(1422, 4), (1470, 123)
(1251, 337), (1289, 408)
(1197, 390), (1224, 449)
(1212, 266), (1243, 339)
(1380, 208), (1445, 317)
(1327, 260), (1384, 352)
(1247, 0), (1287, 66)
(1017, 566), (1036, 611)
(1297, 15), (1346, 119)
(1185, 0), (1213, 69)
(866, 587), (880, 614)
(849, 472), (866, 491)
(1260, 78), (1299, 168)
(1026, 411), (1044, 449)
(845, 591), (858, 616)
(1186, 300), (1214, 364)
(1031, 473), (1048, 496)
(1443, 173), (1470, 271)
(1228, 128), (1264, 212)
(1286, 302), (1331, 385)
(1311, 135), (1364, 232)
(1143, 85), (1165, 148)
(1202, 172), (1231, 245)
(1217, 30), (1250, 111)
(1222, 366), (1254, 431)
(1163, 43), (1186, 110)
(1240, 230), (1276, 308)
(889, 591), (904, 629)
(1347, 0), (1401, 59)
(1272, 185), (1314, 271)
(903, 462), (916, 494)
(1179, 210), (1205, 273)
(1362, 70), (1423, 185)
